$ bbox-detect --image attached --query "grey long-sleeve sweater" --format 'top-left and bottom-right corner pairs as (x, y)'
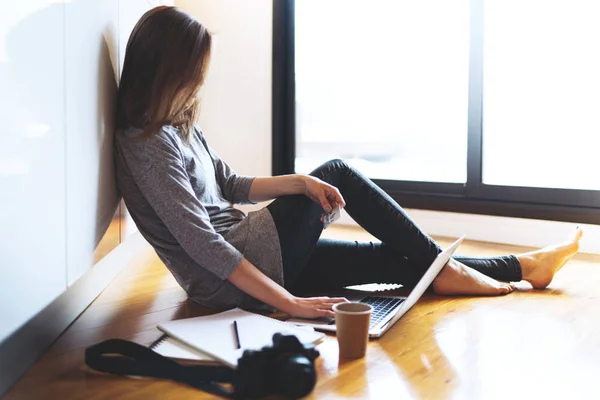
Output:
(115, 125), (282, 310)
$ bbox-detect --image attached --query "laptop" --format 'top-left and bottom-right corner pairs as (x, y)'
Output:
(288, 236), (464, 338)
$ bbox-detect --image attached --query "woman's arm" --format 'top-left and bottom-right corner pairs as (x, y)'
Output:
(228, 258), (347, 318)
(198, 130), (343, 209)
(248, 175), (346, 212)
(124, 131), (245, 280)
(247, 175), (306, 202)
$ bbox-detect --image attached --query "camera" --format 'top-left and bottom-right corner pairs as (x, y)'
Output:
(85, 334), (320, 399)
(233, 333), (320, 399)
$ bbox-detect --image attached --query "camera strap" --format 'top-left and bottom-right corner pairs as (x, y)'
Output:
(85, 339), (237, 398)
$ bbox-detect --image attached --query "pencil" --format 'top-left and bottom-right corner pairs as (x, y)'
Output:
(233, 320), (241, 349)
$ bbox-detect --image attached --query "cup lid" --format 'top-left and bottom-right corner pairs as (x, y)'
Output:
(333, 302), (373, 315)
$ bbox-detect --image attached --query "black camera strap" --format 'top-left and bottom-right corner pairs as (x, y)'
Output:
(85, 339), (237, 398)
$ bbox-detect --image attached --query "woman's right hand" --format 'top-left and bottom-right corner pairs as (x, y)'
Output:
(227, 258), (349, 319)
(284, 296), (349, 319)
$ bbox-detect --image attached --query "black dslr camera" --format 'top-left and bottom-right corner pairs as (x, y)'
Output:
(85, 333), (320, 399)
(233, 333), (320, 399)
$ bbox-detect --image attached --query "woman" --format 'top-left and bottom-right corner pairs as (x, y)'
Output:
(115, 6), (582, 319)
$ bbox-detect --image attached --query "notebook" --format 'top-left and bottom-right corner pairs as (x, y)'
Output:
(158, 308), (324, 368)
(149, 334), (219, 365)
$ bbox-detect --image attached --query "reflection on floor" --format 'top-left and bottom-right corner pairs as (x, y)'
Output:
(92, 204), (137, 265)
(91, 214), (121, 265)
(5, 225), (600, 399)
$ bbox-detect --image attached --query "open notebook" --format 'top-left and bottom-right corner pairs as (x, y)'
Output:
(150, 334), (218, 365)
(158, 308), (324, 368)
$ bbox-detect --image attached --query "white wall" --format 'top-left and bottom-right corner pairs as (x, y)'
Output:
(0, 0), (67, 344)
(64, 0), (119, 286)
(0, 0), (169, 343)
(175, 0), (600, 254)
(176, 0), (272, 180)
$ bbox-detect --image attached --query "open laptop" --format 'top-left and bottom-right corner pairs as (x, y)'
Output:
(288, 236), (464, 338)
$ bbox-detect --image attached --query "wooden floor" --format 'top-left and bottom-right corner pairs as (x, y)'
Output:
(5, 226), (600, 399)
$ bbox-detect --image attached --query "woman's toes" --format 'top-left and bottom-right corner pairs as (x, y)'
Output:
(498, 283), (510, 294)
(570, 227), (583, 243)
(518, 229), (583, 289)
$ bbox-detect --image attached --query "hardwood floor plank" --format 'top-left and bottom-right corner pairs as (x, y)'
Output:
(5, 225), (600, 399)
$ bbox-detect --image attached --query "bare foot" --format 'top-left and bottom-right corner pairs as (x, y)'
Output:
(519, 227), (583, 289)
(433, 258), (514, 296)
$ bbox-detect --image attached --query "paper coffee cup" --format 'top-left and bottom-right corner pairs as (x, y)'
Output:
(333, 302), (373, 359)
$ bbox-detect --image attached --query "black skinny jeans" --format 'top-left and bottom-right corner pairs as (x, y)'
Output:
(266, 160), (522, 294)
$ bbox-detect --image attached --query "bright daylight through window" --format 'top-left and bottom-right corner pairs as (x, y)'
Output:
(295, 0), (470, 183)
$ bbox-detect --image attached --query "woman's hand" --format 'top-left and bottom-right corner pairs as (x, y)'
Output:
(302, 175), (346, 214)
(284, 296), (349, 319)
(228, 259), (349, 319)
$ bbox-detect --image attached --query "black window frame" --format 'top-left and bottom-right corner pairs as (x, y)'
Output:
(272, 0), (600, 224)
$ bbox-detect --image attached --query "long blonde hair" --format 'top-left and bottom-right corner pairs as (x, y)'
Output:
(116, 6), (212, 140)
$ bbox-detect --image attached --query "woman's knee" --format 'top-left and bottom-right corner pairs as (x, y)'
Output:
(309, 158), (350, 178)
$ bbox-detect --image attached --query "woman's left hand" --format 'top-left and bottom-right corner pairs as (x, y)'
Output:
(301, 175), (346, 213)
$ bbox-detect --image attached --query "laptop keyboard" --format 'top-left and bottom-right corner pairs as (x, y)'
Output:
(359, 296), (405, 329)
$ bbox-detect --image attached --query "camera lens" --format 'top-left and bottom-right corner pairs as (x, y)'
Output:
(275, 355), (316, 398)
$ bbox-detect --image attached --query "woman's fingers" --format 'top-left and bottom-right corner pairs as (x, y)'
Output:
(323, 297), (348, 304)
(317, 309), (335, 318)
(310, 186), (332, 213)
(329, 189), (346, 208)
(318, 195), (333, 213)
(308, 296), (348, 304)
(306, 178), (346, 212)
(323, 184), (345, 208)
(312, 297), (349, 316)
(323, 192), (339, 210)
(291, 296), (351, 318)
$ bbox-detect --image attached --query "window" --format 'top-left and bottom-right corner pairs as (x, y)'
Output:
(483, 0), (600, 190)
(295, 0), (470, 183)
(273, 0), (600, 223)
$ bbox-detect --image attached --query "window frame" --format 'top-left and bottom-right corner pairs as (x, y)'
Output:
(272, 0), (600, 224)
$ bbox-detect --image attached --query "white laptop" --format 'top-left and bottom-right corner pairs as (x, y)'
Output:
(288, 236), (464, 338)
